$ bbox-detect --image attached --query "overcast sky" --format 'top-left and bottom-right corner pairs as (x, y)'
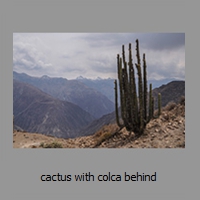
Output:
(13, 33), (185, 80)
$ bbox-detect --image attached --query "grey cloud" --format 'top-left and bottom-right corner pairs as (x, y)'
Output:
(82, 33), (185, 52)
(13, 33), (185, 80)
(137, 33), (185, 51)
(147, 61), (185, 81)
(13, 35), (54, 76)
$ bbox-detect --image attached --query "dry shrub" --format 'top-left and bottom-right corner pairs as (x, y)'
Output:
(176, 141), (185, 148)
(93, 124), (119, 147)
(93, 124), (118, 138)
(164, 101), (177, 111)
(179, 96), (185, 105)
(39, 142), (45, 147)
(93, 131), (103, 138)
(95, 131), (113, 146)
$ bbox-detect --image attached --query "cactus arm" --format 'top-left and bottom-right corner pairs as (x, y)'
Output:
(143, 53), (148, 122)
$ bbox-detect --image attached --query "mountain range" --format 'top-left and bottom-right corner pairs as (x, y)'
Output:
(13, 71), (114, 119)
(13, 71), (185, 139)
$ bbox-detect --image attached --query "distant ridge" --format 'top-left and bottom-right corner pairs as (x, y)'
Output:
(13, 71), (115, 119)
(152, 80), (185, 108)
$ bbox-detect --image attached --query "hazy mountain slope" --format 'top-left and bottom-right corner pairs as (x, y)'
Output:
(152, 80), (185, 108)
(79, 111), (116, 137)
(13, 71), (114, 119)
(76, 76), (116, 103)
(13, 79), (95, 138)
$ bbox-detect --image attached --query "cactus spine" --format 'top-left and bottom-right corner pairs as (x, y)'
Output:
(114, 39), (161, 135)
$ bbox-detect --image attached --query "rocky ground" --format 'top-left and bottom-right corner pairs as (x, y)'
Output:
(13, 100), (185, 149)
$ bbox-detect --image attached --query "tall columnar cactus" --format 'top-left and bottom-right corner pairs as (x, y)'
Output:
(114, 39), (161, 135)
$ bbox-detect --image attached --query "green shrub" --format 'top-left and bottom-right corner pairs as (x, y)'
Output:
(40, 141), (63, 148)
